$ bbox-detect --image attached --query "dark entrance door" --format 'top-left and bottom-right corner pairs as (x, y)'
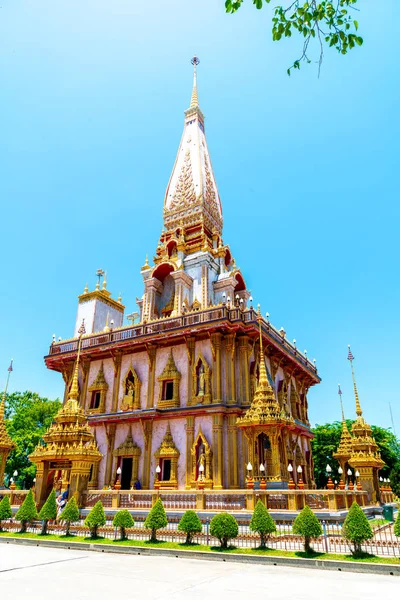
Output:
(121, 457), (133, 490)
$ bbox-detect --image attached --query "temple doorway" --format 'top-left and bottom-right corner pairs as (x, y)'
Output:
(161, 459), (171, 481)
(121, 457), (133, 490)
(257, 433), (271, 474)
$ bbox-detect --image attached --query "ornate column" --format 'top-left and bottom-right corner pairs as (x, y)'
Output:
(211, 332), (223, 403)
(212, 414), (224, 489)
(201, 264), (208, 309)
(239, 336), (250, 405)
(146, 344), (157, 409)
(227, 415), (239, 488)
(141, 419), (153, 489)
(104, 423), (116, 487)
(81, 358), (91, 412)
(225, 334), (236, 405)
(185, 337), (195, 406)
(185, 416), (195, 489)
(111, 353), (122, 413)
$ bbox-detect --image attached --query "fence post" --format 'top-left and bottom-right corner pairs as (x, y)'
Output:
(322, 520), (329, 553)
(206, 517), (210, 545)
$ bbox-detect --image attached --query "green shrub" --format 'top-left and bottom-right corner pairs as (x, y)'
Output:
(144, 498), (168, 542)
(249, 499), (277, 548)
(210, 512), (238, 549)
(292, 505), (322, 553)
(38, 490), (57, 535)
(342, 501), (373, 556)
(0, 495), (12, 531)
(394, 509), (400, 538)
(15, 490), (38, 533)
(60, 497), (80, 536)
(178, 510), (202, 544)
(113, 510), (134, 541)
(84, 501), (106, 539)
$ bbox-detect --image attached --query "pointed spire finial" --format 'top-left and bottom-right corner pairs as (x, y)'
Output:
(338, 384), (346, 422)
(0, 359), (13, 418)
(190, 56), (200, 108)
(257, 313), (271, 389)
(102, 271), (107, 290)
(347, 345), (362, 417)
(68, 321), (85, 411)
(84, 283), (89, 294)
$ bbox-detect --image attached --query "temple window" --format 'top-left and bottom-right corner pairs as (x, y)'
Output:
(154, 424), (180, 489)
(90, 391), (101, 410)
(157, 351), (181, 408)
(87, 362), (108, 414)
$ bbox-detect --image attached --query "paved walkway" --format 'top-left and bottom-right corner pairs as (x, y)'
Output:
(0, 543), (398, 600)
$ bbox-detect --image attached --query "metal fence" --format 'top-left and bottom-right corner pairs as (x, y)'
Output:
(1, 517), (398, 557)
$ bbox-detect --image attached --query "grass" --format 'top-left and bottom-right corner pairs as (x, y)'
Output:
(1, 531), (399, 565)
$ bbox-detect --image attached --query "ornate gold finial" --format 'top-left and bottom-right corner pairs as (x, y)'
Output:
(257, 316), (270, 389)
(0, 360), (13, 419)
(347, 345), (362, 417)
(67, 321), (86, 412)
(141, 255), (151, 271)
(103, 312), (110, 333)
(84, 283), (89, 294)
(190, 57), (200, 108)
(117, 293), (122, 303)
(102, 271), (107, 290)
(96, 269), (105, 290)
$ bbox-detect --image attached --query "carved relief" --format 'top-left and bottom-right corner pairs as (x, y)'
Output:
(191, 353), (212, 405)
(120, 366), (141, 411)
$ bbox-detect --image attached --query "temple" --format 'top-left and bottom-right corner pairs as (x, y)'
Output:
(43, 58), (321, 494)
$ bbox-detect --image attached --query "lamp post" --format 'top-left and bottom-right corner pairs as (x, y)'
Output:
(259, 463), (266, 490)
(297, 465), (304, 490)
(246, 462), (254, 489)
(10, 470), (18, 490)
(355, 470), (362, 491)
(197, 463), (205, 490)
(114, 466), (122, 490)
(287, 464), (295, 490)
(347, 468), (354, 491)
(338, 466), (345, 490)
(154, 465), (161, 490)
(326, 464), (334, 490)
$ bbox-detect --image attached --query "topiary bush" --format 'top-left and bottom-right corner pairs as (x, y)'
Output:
(292, 505), (322, 553)
(15, 490), (38, 533)
(84, 501), (106, 539)
(249, 499), (277, 549)
(113, 509), (134, 541)
(210, 512), (238, 549)
(61, 497), (80, 536)
(38, 490), (57, 535)
(342, 501), (373, 556)
(144, 498), (168, 542)
(178, 510), (202, 544)
(0, 495), (12, 531)
(394, 509), (400, 538)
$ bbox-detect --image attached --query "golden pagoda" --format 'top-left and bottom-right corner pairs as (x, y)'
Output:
(333, 384), (353, 481)
(237, 311), (298, 488)
(346, 346), (384, 502)
(0, 361), (15, 487)
(30, 322), (102, 506)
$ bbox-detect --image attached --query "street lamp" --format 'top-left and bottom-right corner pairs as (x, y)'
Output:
(287, 463), (295, 490)
(297, 465), (304, 490)
(326, 464), (334, 490)
(155, 464), (161, 490)
(114, 466), (122, 490)
(347, 468), (354, 490)
(259, 463), (266, 490)
(246, 462), (254, 489)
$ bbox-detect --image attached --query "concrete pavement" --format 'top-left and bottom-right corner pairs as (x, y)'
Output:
(0, 543), (398, 600)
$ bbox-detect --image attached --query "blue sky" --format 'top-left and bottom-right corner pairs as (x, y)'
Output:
(0, 1), (399, 431)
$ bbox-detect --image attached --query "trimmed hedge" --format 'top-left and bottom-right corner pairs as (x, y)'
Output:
(210, 512), (238, 549)
(15, 490), (38, 533)
(342, 501), (373, 556)
(292, 505), (322, 553)
(144, 498), (168, 543)
(38, 490), (57, 535)
(178, 510), (202, 544)
(113, 510), (134, 541)
(249, 499), (277, 548)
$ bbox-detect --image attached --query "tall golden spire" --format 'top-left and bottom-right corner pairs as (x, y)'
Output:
(190, 56), (200, 108)
(347, 345), (362, 417)
(66, 320), (86, 412)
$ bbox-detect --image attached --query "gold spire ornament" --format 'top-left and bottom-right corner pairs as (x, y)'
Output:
(347, 345), (362, 417)
(0, 360), (16, 486)
(190, 56), (200, 108)
(333, 384), (353, 472)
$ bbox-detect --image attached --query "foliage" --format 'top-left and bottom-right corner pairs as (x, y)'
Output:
(61, 497), (80, 536)
(249, 500), (277, 548)
(210, 512), (239, 549)
(342, 501), (373, 555)
(38, 490), (57, 535)
(0, 495), (12, 531)
(178, 510), (203, 544)
(144, 498), (168, 542)
(15, 489), (38, 533)
(292, 505), (322, 552)
(224, 0), (362, 74)
(4, 391), (61, 488)
(311, 421), (400, 495)
(394, 510), (400, 539)
(84, 501), (106, 539)
(113, 510), (134, 541)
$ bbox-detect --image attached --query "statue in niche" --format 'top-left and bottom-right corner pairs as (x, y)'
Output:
(121, 370), (140, 411)
(197, 440), (206, 468)
(197, 363), (205, 396)
(126, 379), (135, 401)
